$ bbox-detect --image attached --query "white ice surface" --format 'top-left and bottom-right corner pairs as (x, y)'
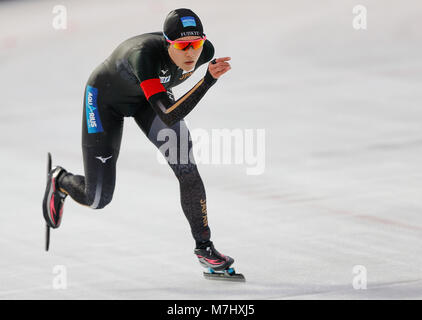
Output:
(0, 0), (421, 299)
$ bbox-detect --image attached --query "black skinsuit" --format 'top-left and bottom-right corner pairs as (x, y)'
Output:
(58, 32), (217, 246)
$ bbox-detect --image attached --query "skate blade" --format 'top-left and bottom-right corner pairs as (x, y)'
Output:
(45, 152), (52, 252)
(203, 268), (246, 282)
(45, 224), (50, 251)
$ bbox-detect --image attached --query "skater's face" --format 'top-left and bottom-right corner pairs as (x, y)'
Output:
(167, 36), (204, 71)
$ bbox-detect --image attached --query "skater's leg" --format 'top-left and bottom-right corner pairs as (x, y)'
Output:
(133, 103), (211, 246)
(58, 145), (120, 209)
(58, 84), (124, 209)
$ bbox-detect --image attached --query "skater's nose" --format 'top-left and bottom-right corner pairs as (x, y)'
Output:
(185, 47), (196, 57)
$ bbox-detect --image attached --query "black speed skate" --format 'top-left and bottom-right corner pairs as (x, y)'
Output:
(42, 153), (69, 251)
(43, 165), (67, 229)
(195, 242), (245, 282)
(43, 153), (68, 251)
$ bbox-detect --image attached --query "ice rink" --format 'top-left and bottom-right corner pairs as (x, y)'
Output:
(1, 0), (421, 299)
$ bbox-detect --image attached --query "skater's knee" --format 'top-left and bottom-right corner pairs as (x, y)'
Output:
(91, 197), (112, 210)
(171, 163), (201, 184)
(89, 190), (114, 210)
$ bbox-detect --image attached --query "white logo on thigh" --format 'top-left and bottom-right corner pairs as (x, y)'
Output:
(96, 155), (112, 163)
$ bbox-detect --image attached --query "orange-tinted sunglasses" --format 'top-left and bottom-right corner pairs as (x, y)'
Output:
(164, 34), (206, 50)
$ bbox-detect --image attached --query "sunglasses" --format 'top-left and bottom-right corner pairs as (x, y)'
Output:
(164, 34), (206, 50)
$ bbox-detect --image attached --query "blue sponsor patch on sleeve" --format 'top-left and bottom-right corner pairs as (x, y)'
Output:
(180, 16), (196, 27)
(85, 85), (104, 133)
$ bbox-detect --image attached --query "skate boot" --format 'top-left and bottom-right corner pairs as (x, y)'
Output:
(194, 241), (234, 271)
(42, 166), (68, 229)
(195, 242), (245, 281)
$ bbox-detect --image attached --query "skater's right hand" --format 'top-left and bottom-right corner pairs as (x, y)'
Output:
(208, 57), (231, 79)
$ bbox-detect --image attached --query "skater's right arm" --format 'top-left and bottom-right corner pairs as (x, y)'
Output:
(129, 49), (230, 127)
(143, 70), (217, 127)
